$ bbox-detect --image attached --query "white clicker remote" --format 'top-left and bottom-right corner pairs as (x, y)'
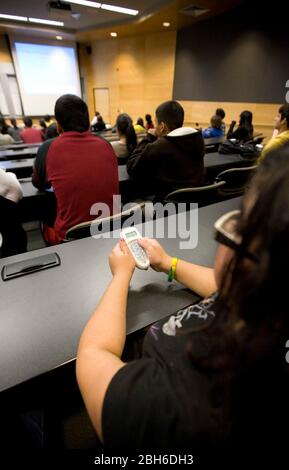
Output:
(120, 227), (150, 270)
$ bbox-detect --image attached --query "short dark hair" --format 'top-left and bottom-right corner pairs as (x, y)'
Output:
(44, 115), (51, 122)
(216, 108), (225, 119)
(155, 100), (184, 131)
(24, 117), (33, 127)
(54, 94), (89, 133)
(279, 104), (289, 128)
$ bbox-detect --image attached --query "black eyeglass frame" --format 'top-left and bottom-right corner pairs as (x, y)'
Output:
(214, 210), (259, 263)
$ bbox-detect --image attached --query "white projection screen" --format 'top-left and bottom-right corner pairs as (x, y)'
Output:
(10, 37), (81, 115)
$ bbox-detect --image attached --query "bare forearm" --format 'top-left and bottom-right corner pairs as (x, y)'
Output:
(175, 260), (216, 297)
(78, 272), (131, 358)
(161, 256), (216, 298)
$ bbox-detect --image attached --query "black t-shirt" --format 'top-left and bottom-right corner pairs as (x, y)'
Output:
(102, 294), (231, 451)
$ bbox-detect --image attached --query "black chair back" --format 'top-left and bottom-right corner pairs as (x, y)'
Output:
(164, 181), (226, 207)
(215, 165), (258, 197)
(65, 202), (145, 241)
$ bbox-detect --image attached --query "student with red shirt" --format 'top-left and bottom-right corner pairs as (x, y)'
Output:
(32, 94), (119, 245)
(145, 113), (154, 130)
(20, 117), (43, 144)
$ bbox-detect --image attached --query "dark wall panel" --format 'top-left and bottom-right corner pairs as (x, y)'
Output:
(173, 1), (289, 103)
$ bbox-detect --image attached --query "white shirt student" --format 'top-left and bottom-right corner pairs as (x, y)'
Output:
(0, 168), (23, 203)
(0, 133), (14, 146)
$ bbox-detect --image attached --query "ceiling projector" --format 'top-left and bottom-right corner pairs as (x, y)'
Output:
(47, 1), (72, 14)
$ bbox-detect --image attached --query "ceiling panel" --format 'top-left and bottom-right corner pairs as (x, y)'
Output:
(0, 0), (171, 31)
(0, 0), (245, 40)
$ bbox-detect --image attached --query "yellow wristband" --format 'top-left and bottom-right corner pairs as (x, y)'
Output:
(168, 257), (178, 282)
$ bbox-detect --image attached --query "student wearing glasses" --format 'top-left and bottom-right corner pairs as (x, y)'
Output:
(76, 146), (289, 461)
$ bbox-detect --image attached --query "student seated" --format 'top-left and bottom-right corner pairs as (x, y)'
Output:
(227, 110), (254, 142)
(39, 118), (47, 140)
(76, 145), (289, 460)
(259, 104), (289, 161)
(8, 118), (22, 142)
(111, 113), (137, 161)
(0, 118), (15, 146)
(91, 115), (106, 132)
(44, 115), (54, 127)
(40, 116), (59, 140)
(0, 168), (27, 257)
(215, 107), (226, 134)
(20, 117), (43, 144)
(145, 113), (154, 131)
(202, 114), (224, 138)
(32, 94), (119, 245)
(45, 122), (59, 140)
(133, 118), (146, 133)
(127, 100), (205, 200)
(90, 111), (100, 127)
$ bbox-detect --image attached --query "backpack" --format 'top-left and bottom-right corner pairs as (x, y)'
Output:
(219, 140), (259, 159)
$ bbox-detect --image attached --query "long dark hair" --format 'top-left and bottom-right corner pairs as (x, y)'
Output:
(10, 118), (19, 130)
(39, 118), (47, 129)
(0, 117), (9, 134)
(145, 113), (153, 126)
(239, 110), (253, 139)
(189, 146), (289, 447)
(116, 113), (137, 155)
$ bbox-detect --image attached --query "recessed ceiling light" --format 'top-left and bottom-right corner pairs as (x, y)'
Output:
(56, 36), (63, 40)
(110, 32), (117, 37)
(29, 18), (64, 26)
(0, 13), (28, 22)
(163, 22), (170, 27)
(101, 4), (138, 16)
(63, 0), (101, 7)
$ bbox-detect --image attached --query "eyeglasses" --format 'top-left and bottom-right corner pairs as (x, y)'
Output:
(214, 210), (259, 262)
(214, 210), (241, 251)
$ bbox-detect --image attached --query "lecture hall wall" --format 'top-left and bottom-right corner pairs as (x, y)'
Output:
(78, 30), (177, 127)
(78, 22), (281, 141)
(172, 0), (289, 142)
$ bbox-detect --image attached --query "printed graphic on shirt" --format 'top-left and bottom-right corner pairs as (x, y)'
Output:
(162, 293), (217, 337)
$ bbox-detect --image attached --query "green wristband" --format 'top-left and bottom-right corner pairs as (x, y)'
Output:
(167, 257), (178, 282)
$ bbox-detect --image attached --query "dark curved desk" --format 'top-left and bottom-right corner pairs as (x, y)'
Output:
(0, 147), (38, 161)
(2, 152), (244, 180)
(0, 197), (241, 392)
